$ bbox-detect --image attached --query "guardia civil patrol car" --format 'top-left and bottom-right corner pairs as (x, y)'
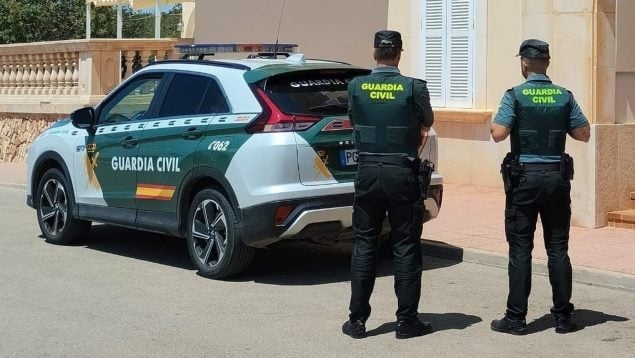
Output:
(26, 44), (443, 279)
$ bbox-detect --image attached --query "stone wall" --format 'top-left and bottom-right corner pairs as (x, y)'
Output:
(0, 114), (60, 162)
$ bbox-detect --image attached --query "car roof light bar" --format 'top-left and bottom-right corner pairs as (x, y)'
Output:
(174, 43), (299, 56)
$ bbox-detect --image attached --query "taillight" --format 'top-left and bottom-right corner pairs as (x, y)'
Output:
(247, 87), (321, 133)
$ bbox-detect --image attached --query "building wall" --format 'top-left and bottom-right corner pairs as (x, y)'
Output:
(181, 2), (196, 38)
(600, 0), (635, 223)
(194, 0), (389, 68)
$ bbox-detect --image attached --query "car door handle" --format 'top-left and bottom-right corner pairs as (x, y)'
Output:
(182, 128), (203, 140)
(120, 136), (139, 148)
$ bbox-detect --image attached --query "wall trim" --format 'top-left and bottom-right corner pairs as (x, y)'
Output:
(433, 108), (493, 123)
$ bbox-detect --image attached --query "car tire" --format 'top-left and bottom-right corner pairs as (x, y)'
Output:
(186, 188), (254, 279)
(36, 168), (91, 245)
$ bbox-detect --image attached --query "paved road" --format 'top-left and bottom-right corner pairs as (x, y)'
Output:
(1, 187), (633, 357)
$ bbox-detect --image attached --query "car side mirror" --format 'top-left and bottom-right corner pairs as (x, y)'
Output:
(71, 107), (96, 135)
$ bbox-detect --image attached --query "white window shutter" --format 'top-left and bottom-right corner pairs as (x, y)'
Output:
(423, 0), (446, 107)
(446, 0), (473, 108)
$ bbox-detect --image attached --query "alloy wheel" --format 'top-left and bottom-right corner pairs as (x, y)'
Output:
(191, 199), (228, 268)
(38, 178), (68, 236)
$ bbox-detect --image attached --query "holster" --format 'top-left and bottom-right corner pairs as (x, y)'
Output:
(417, 159), (435, 199)
(560, 153), (574, 180)
(501, 152), (523, 194)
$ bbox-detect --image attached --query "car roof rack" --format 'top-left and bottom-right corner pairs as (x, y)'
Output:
(144, 59), (251, 71)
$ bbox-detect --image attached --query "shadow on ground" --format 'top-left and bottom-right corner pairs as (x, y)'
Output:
(526, 309), (629, 334)
(82, 224), (195, 270)
(244, 240), (461, 285)
(366, 312), (483, 337)
(55, 224), (461, 285)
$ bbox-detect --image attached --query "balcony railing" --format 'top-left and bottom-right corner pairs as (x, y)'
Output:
(0, 38), (191, 114)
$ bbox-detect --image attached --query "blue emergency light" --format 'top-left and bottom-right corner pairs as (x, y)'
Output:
(174, 43), (299, 56)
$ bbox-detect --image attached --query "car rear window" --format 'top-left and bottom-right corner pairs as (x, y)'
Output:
(263, 69), (369, 116)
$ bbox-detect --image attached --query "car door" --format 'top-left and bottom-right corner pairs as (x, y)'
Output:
(135, 71), (230, 229)
(81, 73), (166, 224)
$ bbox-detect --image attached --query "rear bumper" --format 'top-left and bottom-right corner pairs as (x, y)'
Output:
(238, 183), (443, 248)
(238, 193), (355, 248)
(424, 184), (443, 221)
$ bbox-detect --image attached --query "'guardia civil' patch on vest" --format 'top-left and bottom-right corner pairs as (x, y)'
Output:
(359, 82), (405, 100)
(518, 87), (565, 105)
(349, 72), (419, 156)
(511, 81), (571, 157)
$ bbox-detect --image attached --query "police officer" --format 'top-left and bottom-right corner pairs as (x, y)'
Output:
(342, 30), (434, 339)
(490, 39), (590, 335)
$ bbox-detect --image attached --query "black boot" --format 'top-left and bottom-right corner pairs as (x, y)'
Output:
(396, 318), (433, 339)
(490, 316), (527, 335)
(342, 319), (366, 339)
(555, 316), (578, 334)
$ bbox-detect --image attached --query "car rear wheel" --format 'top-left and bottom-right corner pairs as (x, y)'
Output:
(186, 188), (254, 279)
(36, 168), (91, 245)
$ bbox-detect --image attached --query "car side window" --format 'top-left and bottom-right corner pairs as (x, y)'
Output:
(99, 76), (163, 124)
(159, 73), (229, 117)
(199, 80), (229, 114)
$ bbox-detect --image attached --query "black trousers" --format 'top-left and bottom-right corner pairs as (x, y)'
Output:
(349, 160), (424, 322)
(504, 169), (574, 320)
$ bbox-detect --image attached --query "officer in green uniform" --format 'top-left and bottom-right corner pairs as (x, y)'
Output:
(490, 39), (590, 335)
(342, 30), (434, 339)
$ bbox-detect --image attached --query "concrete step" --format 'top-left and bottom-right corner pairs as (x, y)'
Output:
(631, 192), (635, 209)
(608, 209), (635, 230)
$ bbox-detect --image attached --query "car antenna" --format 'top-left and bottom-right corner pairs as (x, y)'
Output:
(273, 0), (287, 58)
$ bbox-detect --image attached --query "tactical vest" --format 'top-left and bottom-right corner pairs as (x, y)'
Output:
(349, 72), (419, 156)
(509, 80), (571, 157)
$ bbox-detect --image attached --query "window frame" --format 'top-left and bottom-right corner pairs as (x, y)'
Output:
(156, 71), (232, 118)
(95, 72), (167, 126)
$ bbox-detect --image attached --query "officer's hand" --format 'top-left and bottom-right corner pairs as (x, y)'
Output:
(419, 128), (430, 156)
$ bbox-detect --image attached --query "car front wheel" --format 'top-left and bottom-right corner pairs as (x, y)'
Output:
(186, 188), (254, 279)
(36, 168), (91, 245)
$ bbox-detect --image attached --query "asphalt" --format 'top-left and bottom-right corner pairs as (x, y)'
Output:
(1, 161), (633, 291)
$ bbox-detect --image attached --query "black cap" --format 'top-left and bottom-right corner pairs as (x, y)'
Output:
(374, 30), (403, 49)
(517, 39), (550, 59)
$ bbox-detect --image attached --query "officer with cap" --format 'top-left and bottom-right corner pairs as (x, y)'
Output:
(490, 39), (590, 335)
(342, 30), (434, 339)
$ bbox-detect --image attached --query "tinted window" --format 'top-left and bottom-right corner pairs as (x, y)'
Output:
(99, 76), (163, 124)
(159, 73), (229, 117)
(264, 69), (369, 116)
(199, 80), (230, 114)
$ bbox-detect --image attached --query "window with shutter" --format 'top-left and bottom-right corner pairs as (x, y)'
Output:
(420, 0), (474, 108)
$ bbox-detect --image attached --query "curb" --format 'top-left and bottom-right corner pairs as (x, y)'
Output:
(421, 239), (635, 292)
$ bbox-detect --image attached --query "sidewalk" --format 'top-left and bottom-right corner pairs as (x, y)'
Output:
(424, 183), (635, 290)
(2, 161), (633, 289)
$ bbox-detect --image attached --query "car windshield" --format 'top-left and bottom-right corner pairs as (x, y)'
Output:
(264, 69), (369, 116)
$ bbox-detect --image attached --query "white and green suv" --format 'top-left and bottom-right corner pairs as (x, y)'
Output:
(26, 48), (443, 279)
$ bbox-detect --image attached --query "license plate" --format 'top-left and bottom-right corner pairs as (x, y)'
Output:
(339, 149), (358, 166)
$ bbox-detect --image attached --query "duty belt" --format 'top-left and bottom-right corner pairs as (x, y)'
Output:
(358, 154), (414, 166)
(523, 163), (560, 171)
